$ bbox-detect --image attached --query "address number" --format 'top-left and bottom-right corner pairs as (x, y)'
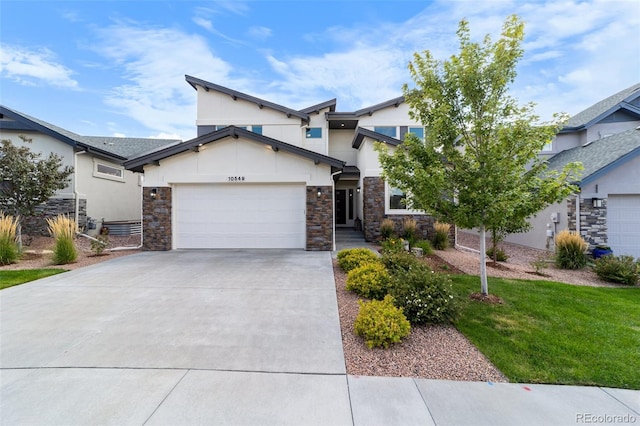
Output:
(228, 176), (246, 182)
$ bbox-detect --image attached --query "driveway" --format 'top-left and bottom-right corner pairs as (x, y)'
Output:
(0, 250), (352, 425)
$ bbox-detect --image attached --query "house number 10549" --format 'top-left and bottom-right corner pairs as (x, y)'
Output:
(228, 176), (246, 181)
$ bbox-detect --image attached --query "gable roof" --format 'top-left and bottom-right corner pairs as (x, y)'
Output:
(351, 127), (403, 149)
(546, 127), (640, 185)
(124, 125), (345, 173)
(185, 75), (311, 122)
(562, 82), (640, 131)
(299, 99), (336, 114)
(0, 106), (179, 161)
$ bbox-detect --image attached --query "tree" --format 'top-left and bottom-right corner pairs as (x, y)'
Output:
(0, 136), (74, 242)
(376, 15), (581, 295)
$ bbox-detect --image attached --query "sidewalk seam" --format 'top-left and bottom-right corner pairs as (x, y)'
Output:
(413, 378), (438, 425)
(598, 387), (640, 415)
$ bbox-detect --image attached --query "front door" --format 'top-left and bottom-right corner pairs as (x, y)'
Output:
(335, 189), (346, 225)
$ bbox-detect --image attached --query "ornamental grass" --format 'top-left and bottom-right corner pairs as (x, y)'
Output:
(0, 212), (20, 265)
(47, 214), (78, 265)
(432, 221), (451, 250)
(555, 230), (587, 270)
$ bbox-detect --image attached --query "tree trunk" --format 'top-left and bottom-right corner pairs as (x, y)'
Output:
(479, 225), (488, 295)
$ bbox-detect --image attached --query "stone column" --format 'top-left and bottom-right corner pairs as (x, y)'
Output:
(142, 187), (172, 250)
(306, 186), (333, 251)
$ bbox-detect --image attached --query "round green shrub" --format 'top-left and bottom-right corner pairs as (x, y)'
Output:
(337, 248), (379, 272)
(389, 265), (458, 324)
(486, 247), (509, 262)
(381, 251), (420, 274)
(593, 255), (639, 285)
(354, 295), (411, 349)
(380, 237), (405, 254)
(412, 240), (433, 256)
(346, 263), (390, 300)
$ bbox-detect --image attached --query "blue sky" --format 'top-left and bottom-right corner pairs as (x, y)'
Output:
(1, 0), (639, 141)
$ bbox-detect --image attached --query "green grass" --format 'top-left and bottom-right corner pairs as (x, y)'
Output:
(452, 275), (640, 389)
(0, 269), (67, 290)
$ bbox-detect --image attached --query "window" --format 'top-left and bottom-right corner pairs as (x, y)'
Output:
(305, 127), (322, 138)
(374, 126), (397, 138)
(252, 125), (263, 135)
(389, 186), (407, 210)
(408, 127), (424, 141)
(94, 160), (124, 181)
(541, 140), (553, 152)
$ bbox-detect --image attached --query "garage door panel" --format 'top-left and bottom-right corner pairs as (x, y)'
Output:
(174, 184), (306, 249)
(608, 195), (640, 259)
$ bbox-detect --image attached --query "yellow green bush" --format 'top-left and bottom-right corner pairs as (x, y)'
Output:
(337, 248), (379, 272)
(354, 295), (411, 349)
(346, 262), (391, 300)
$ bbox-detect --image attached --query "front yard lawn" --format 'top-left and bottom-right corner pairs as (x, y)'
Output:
(453, 275), (640, 389)
(0, 269), (67, 290)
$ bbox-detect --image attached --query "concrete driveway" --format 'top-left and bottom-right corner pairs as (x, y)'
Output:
(0, 250), (352, 425)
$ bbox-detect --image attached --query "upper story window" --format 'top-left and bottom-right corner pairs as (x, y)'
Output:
(408, 127), (424, 141)
(541, 140), (553, 152)
(374, 126), (398, 138)
(94, 160), (124, 181)
(305, 127), (322, 138)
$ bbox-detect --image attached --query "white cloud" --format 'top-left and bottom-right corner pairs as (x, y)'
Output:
(192, 16), (213, 32)
(247, 26), (272, 41)
(93, 22), (247, 140)
(0, 45), (78, 89)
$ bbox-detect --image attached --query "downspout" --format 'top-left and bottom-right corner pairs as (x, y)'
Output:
(74, 151), (87, 230)
(575, 193), (581, 235)
(331, 170), (342, 251)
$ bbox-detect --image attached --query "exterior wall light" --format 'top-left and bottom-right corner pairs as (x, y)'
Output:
(356, 186), (361, 193)
(317, 188), (322, 197)
(150, 188), (158, 199)
(592, 198), (603, 208)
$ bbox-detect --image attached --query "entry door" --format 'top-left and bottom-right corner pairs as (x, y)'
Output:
(335, 189), (346, 225)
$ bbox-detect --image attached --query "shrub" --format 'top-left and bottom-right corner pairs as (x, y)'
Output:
(389, 265), (458, 324)
(594, 255), (639, 285)
(337, 248), (379, 272)
(381, 251), (421, 274)
(486, 246), (509, 262)
(346, 262), (391, 300)
(380, 218), (396, 240)
(354, 295), (411, 349)
(432, 221), (451, 250)
(90, 234), (109, 256)
(530, 254), (550, 275)
(401, 217), (418, 244)
(47, 214), (77, 265)
(555, 230), (587, 269)
(380, 237), (405, 254)
(0, 212), (20, 265)
(412, 240), (433, 256)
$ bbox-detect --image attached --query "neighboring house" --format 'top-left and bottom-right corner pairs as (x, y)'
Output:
(503, 82), (640, 258)
(0, 106), (180, 236)
(124, 75), (441, 251)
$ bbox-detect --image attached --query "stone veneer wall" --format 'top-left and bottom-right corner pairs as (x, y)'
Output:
(306, 186), (333, 251)
(143, 187), (172, 251)
(363, 176), (453, 244)
(1, 198), (87, 236)
(568, 197), (607, 249)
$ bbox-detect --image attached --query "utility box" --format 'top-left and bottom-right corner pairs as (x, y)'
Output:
(550, 212), (560, 223)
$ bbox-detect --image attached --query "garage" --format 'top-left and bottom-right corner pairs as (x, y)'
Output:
(607, 194), (640, 259)
(174, 183), (306, 249)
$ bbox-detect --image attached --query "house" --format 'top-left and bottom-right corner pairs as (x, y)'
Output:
(0, 106), (180, 236)
(124, 75), (440, 251)
(503, 82), (640, 258)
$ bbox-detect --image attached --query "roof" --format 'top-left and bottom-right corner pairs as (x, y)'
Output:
(0, 106), (179, 161)
(562, 82), (640, 131)
(124, 125), (345, 173)
(299, 99), (336, 114)
(546, 127), (640, 185)
(351, 127), (403, 149)
(185, 75), (311, 122)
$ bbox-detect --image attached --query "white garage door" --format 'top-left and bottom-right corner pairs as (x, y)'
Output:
(174, 183), (306, 249)
(608, 195), (640, 259)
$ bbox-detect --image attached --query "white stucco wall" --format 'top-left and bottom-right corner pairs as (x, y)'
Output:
(357, 103), (416, 127)
(143, 136), (333, 187)
(0, 129), (75, 197)
(329, 129), (357, 165)
(580, 154), (640, 197)
(76, 154), (142, 223)
(503, 199), (570, 250)
(586, 121), (640, 143)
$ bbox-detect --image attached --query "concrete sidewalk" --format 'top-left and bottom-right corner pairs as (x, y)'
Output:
(1, 250), (638, 425)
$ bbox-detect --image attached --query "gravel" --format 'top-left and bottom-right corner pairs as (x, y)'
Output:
(1, 235), (142, 271)
(333, 260), (508, 382)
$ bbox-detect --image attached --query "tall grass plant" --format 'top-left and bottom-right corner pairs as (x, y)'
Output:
(47, 214), (77, 265)
(0, 212), (20, 265)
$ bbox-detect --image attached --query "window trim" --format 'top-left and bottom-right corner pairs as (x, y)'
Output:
(373, 126), (398, 138)
(93, 159), (125, 182)
(384, 182), (425, 215)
